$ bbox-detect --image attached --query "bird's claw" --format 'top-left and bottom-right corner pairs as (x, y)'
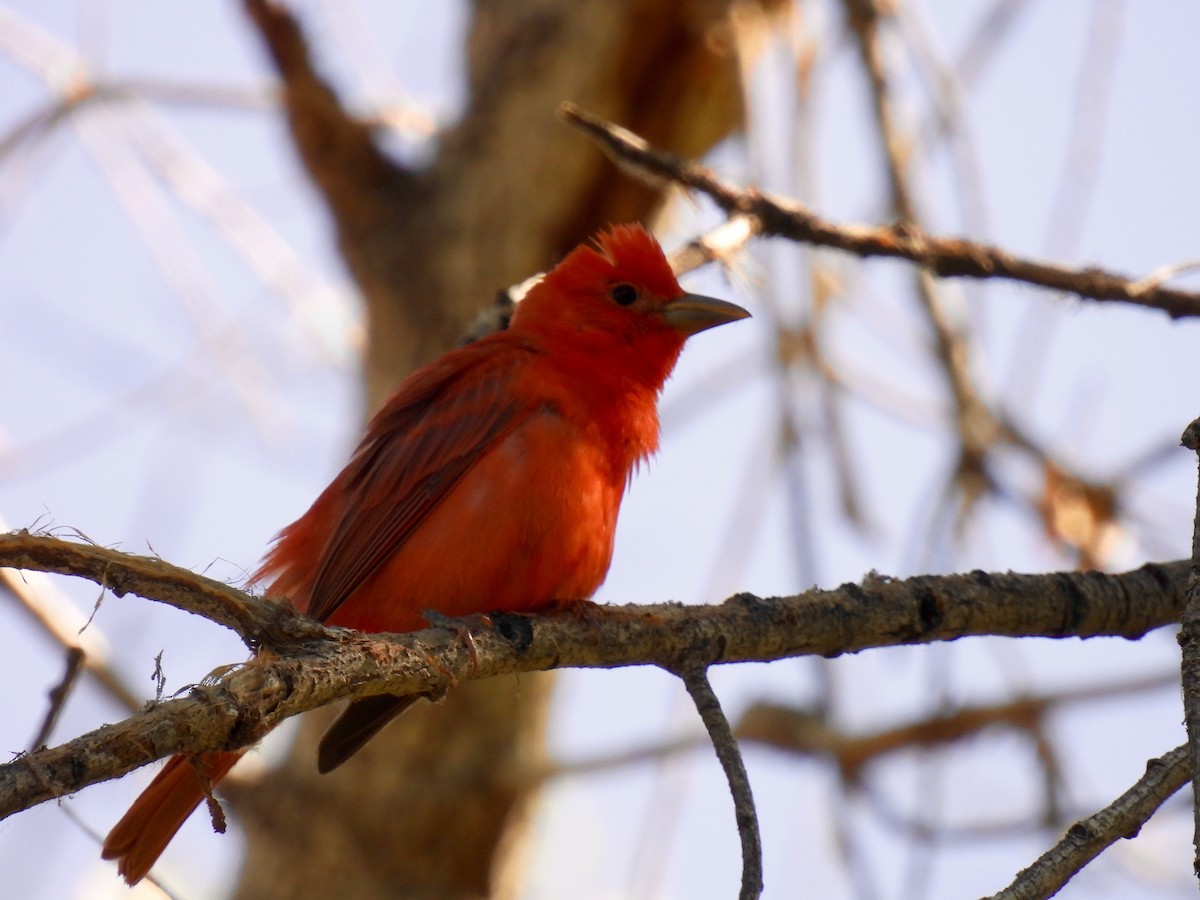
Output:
(422, 609), (487, 677)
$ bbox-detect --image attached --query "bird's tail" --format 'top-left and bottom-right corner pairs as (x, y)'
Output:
(317, 694), (420, 773)
(102, 750), (242, 885)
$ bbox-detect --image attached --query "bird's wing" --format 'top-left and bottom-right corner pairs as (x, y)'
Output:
(303, 341), (533, 624)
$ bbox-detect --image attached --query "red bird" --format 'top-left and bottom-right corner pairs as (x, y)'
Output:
(102, 224), (749, 884)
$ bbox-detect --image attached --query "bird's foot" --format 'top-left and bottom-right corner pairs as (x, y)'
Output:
(422, 609), (483, 677)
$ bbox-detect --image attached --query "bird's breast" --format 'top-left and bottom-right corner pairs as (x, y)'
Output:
(327, 406), (627, 632)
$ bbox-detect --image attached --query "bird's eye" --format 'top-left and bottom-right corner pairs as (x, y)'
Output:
(611, 284), (638, 306)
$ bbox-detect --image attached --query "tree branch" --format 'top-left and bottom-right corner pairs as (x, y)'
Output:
(672, 663), (762, 900)
(736, 671), (1179, 784)
(839, 0), (998, 535)
(0, 531), (1188, 820)
(544, 672), (1178, 785)
(1178, 416), (1200, 880)
(29, 646), (84, 750)
(559, 103), (1200, 319)
(987, 745), (1190, 900)
(0, 565), (142, 715)
(0, 531), (322, 646)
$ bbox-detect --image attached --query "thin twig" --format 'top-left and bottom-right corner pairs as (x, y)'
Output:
(668, 214), (760, 277)
(0, 566), (141, 713)
(840, 0), (995, 531)
(28, 646), (84, 750)
(953, 0), (1035, 92)
(1041, 0), (1126, 261)
(672, 663), (762, 900)
(987, 745), (1191, 899)
(1131, 260), (1200, 297)
(559, 103), (1200, 319)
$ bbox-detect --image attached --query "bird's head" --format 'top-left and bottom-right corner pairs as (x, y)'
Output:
(513, 224), (749, 389)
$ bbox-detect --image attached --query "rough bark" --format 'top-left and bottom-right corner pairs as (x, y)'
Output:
(2, 532), (1185, 820)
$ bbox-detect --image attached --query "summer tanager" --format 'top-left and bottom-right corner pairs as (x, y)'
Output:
(101, 223), (749, 884)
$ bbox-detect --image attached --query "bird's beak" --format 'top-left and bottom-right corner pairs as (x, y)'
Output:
(658, 293), (751, 336)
